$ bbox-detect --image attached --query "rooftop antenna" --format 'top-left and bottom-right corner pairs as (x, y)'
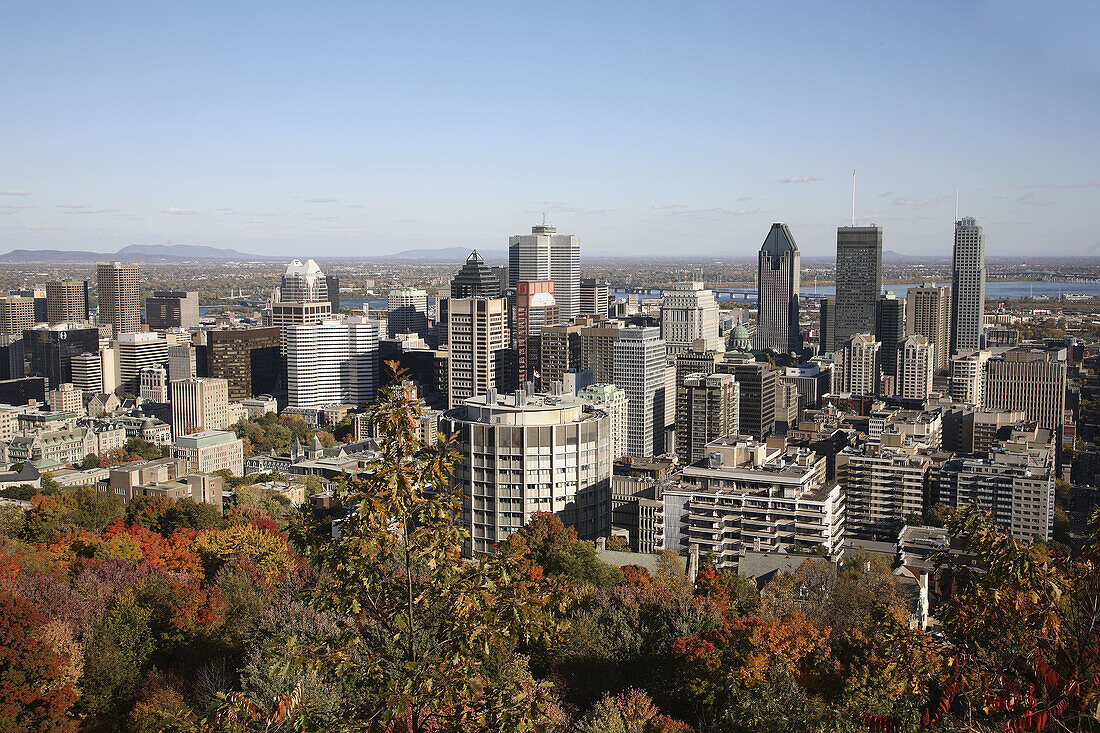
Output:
(541, 211), (547, 226)
(954, 187), (959, 223)
(850, 169), (857, 226)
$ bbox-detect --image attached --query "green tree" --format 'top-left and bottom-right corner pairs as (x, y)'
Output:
(79, 590), (156, 730)
(501, 512), (624, 588)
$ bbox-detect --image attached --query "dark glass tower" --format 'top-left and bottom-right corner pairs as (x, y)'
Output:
(834, 226), (883, 346)
(754, 223), (801, 353)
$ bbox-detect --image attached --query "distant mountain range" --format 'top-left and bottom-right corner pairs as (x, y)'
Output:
(381, 247), (507, 261)
(0, 244), (267, 263)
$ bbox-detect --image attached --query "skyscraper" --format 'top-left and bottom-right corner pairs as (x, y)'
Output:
(834, 333), (880, 396)
(45, 279), (90, 325)
(279, 259), (329, 302)
(906, 282), (952, 371)
(613, 327), (667, 457)
(97, 262), (141, 336)
(450, 251), (501, 299)
(446, 297), (508, 408)
(875, 293), (906, 380)
(285, 317), (380, 408)
(834, 226), (883, 347)
(512, 280), (559, 387)
(579, 278), (610, 319)
(0, 296), (37, 336)
(206, 327), (282, 400)
(387, 289), (430, 338)
(171, 377), (230, 436)
(659, 282), (720, 354)
(676, 372), (739, 464)
(819, 297), (836, 353)
(951, 217), (986, 353)
(754, 223), (801, 353)
(897, 334), (934, 400)
(508, 223), (580, 323)
(146, 291), (200, 330)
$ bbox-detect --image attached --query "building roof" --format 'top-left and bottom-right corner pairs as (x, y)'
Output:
(759, 222), (799, 256)
(174, 430), (240, 449)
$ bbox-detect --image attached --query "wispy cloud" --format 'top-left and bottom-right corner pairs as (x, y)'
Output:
(345, 204), (365, 209)
(1017, 192), (1054, 206)
(1, 189), (28, 196)
(652, 204), (754, 218)
(531, 202), (614, 216)
(892, 195), (951, 207)
(305, 197), (338, 203)
(0, 204), (33, 211)
(777, 176), (820, 184)
(163, 206), (198, 215)
(309, 215), (340, 221)
(1012, 181), (1100, 190)
(737, 196), (752, 202)
(878, 190), (894, 198)
(65, 208), (119, 215)
(57, 204), (87, 209)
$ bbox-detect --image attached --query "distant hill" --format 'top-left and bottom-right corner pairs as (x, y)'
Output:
(0, 244), (268, 263)
(383, 247), (507, 261)
(882, 249), (950, 263)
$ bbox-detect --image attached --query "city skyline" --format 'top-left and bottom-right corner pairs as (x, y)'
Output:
(2, 2), (1098, 258)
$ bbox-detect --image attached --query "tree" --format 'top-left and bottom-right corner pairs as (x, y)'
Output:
(0, 584), (78, 732)
(501, 512), (624, 588)
(79, 590), (156, 730)
(575, 689), (692, 733)
(606, 535), (630, 552)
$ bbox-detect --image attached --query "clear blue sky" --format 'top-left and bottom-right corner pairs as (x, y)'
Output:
(1, 1), (1097, 258)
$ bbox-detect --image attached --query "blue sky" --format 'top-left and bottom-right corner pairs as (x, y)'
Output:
(1, 1), (1097, 258)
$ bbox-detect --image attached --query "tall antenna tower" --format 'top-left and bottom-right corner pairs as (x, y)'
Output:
(850, 169), (857, 226)
(954, 187), (959, 223)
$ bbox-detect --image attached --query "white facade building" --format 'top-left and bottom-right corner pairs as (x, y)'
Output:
(170, 377), (230, 437)
(897, 334), (934, 400)
(660, 282), (721, 354)
(578, 383), (628, 460)
(286, 317), (380, 409)
(834, 333), (880, 396)
(508, 223), (580, 323)
(613, 327), (668, 457)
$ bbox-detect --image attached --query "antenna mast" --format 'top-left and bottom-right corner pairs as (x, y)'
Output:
(954, 187), (959, 223)
(851, 169), (857, 226)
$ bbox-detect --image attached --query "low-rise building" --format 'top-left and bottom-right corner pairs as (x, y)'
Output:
(172, 430), (244, 476)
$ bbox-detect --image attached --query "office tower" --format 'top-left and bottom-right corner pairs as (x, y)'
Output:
(719, 358), (776, 440)
(837, 442), (931, 541)
(173, 430), (244, 476)
(834, 226), (883, 346)
(446, 298), (507, 408)
(325, 274), (340, 313)
(140, 365), (169, 403)
(450, 251), (501, 299)
(580, 320), (621, 384)
(780, 363), (831, 409)
(950, 349), (991, 406)
(9, 288), (47, 323)
(538, 323), (582, 391)
(755, 223), (801, 353)
(513, 280), (559, 387)
(579, 278), (610, 319)
(115, 332), (167, 393)
(23, 323), (101, 389)
(441, 389), (612, 555)
(934, 429), (1054, 542)
(286, 317), (380, 409)
(167, 343), (198, 384)
(387, 289), (429, 338)
(982, 348), (1067, 432)
(676, 372), (739, 464)
(489, 267), (509, 298)
(145, 291), (200, 330)
(875, 293), (906, 380)
(578, 383), (628, 460)
(834, 333), (880, 396)
(97, 262), (141, 336)
(206, 328), (282, 400)
(951, 217), (986, 354)
(508, 223), (580, 322)
(45, 279), (90, 324)
(661, 439), (844, 567)
(674, 339), (723, 387)
(71, 351), (103, 395)
(0, 336), (24, 380)
(171, 377), (230, 436)
(0, 296), (37, 336)
(660, 282), (720, 354)
(614, 327), (667, 457)
(268, 300), (332, 331)
(774, 381), (800, 430)
(906, 282), (951, 371)
(819, 297), (836, 353)
(280, 259), (329, 302)
(897, 334), (934, 400)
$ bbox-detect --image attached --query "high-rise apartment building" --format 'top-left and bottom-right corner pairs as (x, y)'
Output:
(660, 282), (720, 354)
(0, 296), (37, 336)
(387, 289), (429, 338)
(508, 223), (580, 323)
(442, 390), (612, 555)
(875, 293), (906, 380)
(446, 298), (507, 408)
(896, 334), (934, 400)
(833, 226), (883, 347)
(206, 327), (282, 400)
(579, 278), (609, 319)
(982, 348), (1067, 433)
(97, 262), (141, 336)
(614, 327), (667, 457)
(906, 282), (951, 371)
(950, 349), (992, 406)
(285, 318), (380, 409)
(115, 332), (167, 393)
(145, 291), (199, 330)
(171, 377), (230, 436)
(718, 358), (776, 440)
(676, 372), (739, 464)
(674, 339), (723, 387)
(45, 279), (90, 325)
(951, 217), (986, 354)
(834, 333), (880, 396)
(754, 223), (801, 353)
(578, 383), (628, 460)
(538, 323), (582, 392)
(837, 440), (931, 540)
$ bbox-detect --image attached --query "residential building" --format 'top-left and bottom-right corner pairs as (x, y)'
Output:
(834, 226), (883, 347)
(719, 357), (776, 440)
(951, 217), (986, 353)
(97, 262), (141, 336)
(906, 282), (951, 371)
(982, 348), (1067, 433)
(286, 318), (380, 408)
(446, 298), (507, 408)
(387, 288), (429, 338)
(578, 383), (628, 460)
(754, 223), (801, 353)
(674, 339), (722, 387)
(676, 372), (739, 464)
(579, 278), (609, 319)
(171, 377), (230, 436)
(145, 291), (199, 330)
(897, 334), (934, 400)
(614, 327), (667, 457)
(508, 223), (580, 322)
(173, 430), (245, 476)
(441, 389), (612, 555)
(660, 281), (721, 354)
(45, 279), (90, 325)
(834, 333), (880, 396)
(950, 349), (991, 406)
(837, 438), (931, 540)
